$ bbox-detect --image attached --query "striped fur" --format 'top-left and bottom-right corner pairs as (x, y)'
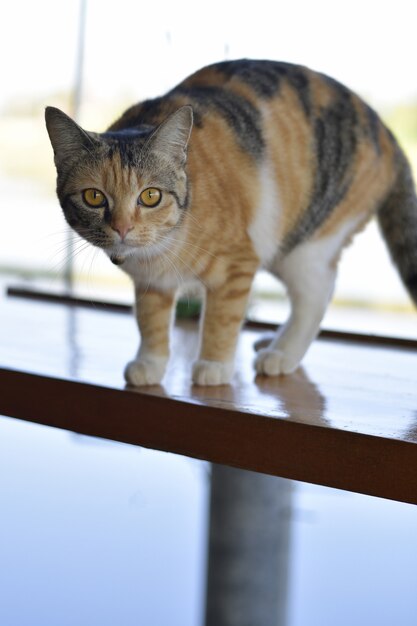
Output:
(45, 59), (417, 385)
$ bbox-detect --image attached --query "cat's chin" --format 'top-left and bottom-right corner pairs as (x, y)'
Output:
(107, 246), (151, 266)
(106, 238), (168, 266)
(107, 245), (140, 265)
(110, 254), (126, 266)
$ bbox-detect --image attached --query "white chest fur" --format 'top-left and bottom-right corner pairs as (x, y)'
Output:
(247, 158), (282, 266)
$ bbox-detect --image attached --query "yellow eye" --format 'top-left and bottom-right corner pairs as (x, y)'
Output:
(82, 188), (107, 208)
(139, 188), (162, 208)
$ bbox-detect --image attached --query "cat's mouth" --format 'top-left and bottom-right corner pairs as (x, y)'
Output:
(106, 236), (169, 266)
(107, 243), (149, 265)
(108, 244), (140, 265)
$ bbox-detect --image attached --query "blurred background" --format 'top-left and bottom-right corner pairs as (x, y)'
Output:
(1, 0), (417, 336)
(2, 3), (417, 626)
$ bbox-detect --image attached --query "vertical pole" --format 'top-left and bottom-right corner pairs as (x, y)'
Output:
(71, 0), (87, 124)
(205, 464), (292, 626)
(64, 0), (87, 292)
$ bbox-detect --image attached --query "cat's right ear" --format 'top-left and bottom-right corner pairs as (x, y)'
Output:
(45, 107), (95, 168)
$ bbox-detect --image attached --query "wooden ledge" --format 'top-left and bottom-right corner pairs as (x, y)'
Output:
(1, 288), (417, 505)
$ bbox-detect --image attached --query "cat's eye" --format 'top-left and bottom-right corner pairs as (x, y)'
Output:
(82, 188), (107, 208)
(139, 188), (162, 208)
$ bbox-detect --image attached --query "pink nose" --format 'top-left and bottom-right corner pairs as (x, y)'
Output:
(111, 223), (134, 241)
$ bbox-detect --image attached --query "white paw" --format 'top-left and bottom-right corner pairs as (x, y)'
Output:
(254, 348), (300, 376)
(192, 360), (234, 386)
(124, 356), (168, 386)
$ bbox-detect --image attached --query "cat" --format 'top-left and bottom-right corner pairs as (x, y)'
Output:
(45, 59), (417, 386)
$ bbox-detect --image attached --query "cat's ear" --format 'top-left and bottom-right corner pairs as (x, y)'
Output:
(145, 106), (193, 165)
(45, 106), (96, 168)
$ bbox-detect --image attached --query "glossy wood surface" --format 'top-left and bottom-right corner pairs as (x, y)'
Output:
(1, 290), (417, 504)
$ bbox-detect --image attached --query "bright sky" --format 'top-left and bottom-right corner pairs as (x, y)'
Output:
(2, 0), (417, 111)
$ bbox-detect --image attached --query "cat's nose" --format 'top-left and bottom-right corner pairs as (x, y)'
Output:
(111, 222), (134, 241)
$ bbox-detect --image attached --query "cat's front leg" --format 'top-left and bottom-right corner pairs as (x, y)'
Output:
(193, 262), (257, 386)
(124, 288), (175, 386)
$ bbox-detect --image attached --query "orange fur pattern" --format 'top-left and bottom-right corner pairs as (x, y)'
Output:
(45, 60), (417, 385)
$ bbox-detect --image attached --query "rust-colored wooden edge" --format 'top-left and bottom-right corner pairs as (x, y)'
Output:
(1, 367), (416, 505)
(7, 285), (417, 350)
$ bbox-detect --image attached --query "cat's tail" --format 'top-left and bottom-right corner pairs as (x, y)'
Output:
(377, 149), (417, 305)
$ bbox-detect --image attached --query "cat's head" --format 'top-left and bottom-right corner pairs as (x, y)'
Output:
(45, 105), (193, 265)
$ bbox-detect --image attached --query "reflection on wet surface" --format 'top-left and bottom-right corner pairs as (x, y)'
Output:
(2, 294), (417, 443)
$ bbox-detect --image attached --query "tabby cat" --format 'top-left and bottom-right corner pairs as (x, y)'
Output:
(45, 59), (417, 386)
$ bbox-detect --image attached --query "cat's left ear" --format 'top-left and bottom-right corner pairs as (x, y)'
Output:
(145, 105), (193, 165)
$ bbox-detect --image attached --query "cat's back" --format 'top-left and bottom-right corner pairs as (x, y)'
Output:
(110, 60), (399, 258)
(177, 58), (388, 149)
(112, 58), (392, 164)
(176, 59), (312, 112)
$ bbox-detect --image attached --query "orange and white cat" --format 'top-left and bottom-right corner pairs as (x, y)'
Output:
(45, 60), (417, 386)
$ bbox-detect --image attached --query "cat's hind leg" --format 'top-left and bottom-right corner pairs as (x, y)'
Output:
(255, 239), (337, 376)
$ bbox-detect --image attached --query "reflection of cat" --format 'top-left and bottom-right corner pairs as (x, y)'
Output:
(45, 60), (417, 386)
(255, 366), (327, 427)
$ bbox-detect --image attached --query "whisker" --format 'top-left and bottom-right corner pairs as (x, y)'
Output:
(48, 240), (91, 266)
(162, 233), (206, 266)
(48, 240), (94, 275)
(157, 242), (185, 287)
(157, 237), (206, 289)
(184, 211), (205, 234)
(166, 234), (218, 260)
